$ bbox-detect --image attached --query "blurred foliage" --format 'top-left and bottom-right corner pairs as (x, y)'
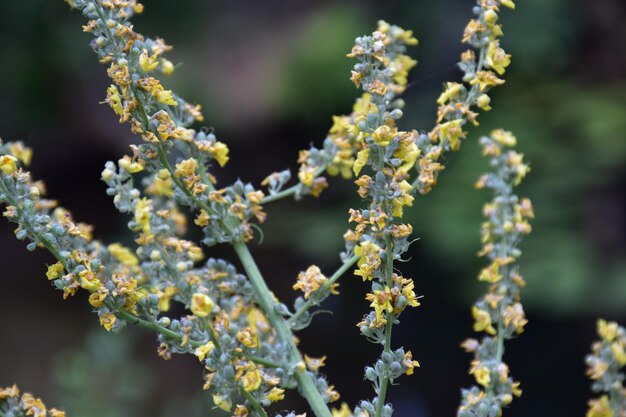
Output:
(52, 331), (154, 417)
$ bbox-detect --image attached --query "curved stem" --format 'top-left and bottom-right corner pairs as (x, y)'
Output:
(233, 241), (332, 417)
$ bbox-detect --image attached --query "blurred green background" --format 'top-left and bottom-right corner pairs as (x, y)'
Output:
(0, 0), (625, 416)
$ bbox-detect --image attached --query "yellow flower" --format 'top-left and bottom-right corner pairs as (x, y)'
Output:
(587, 396), (614, 417)
(236, 327), (259, 348)
(298, 165), (316, 187)
(100, 313), (117, 331)
(22, 393), (47, 417)
(139, 49), (159, 72)
(156, 90), (177, 106)
(79, 269), (101, 292)
(242, 368), (263, 392)
(477, 94), (491, 111)
(500, 0), (516, 10)
(402, 350), (420, 375)
(598, 319), (618, 342)
(354, 240), (382, 281)
(478, 260), (502, 283)
(436, 119), (466, 150)
(233, 405), (248, 417)
(46, 262), (65, 280)
(105, 85), (124, 116)
(353, 148), (370, 176)
(161, 58), (175, 75)
(372, 125), (395, 146)
(401, 279), (421, 308)
(88, 287), (108, 308)
(390, 179), (414, 218)
(486, 41), (511, 75)
(437, 82), (463, 105)
(326, 385), (340, 402)
(212, 394), (232, 412)
(210, 141), (230, 167)
(491, 129), (517, 147)
(134, 198), (152, 235)
(332, 403), (352, 417)
(191, 293), (215, 317)
(293, 265), (328, 299)
(470, 71), (505, 92)
(0, 384), (19, 399)
(471, 366), (491, 387)
(118, 155), (144, 174)
(194, 341), (216, 361)
(304, 354), (327, 372)
(394, 136), (420, 173)
(484, 9), (498, 26)
(611, 342), (626, 366)
(108, 243), (139, 267)
(8, 142), (33, 166)
(266, 387), (285, 403)
(0, 155), (18, 175)
(472, 306), (496, 335)
(366, 286), (394, 322)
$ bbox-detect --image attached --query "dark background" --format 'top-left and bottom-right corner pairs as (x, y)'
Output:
(0, 1), (625, 416)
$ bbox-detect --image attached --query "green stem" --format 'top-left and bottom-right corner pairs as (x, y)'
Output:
(260, 166), (326, 205)
(200, 316), (222, 353)
(116, 310), (202, 347)
(288, 255), (359, 327)
(260, 184), (299, 204)
(241, 389), (269, 417)
(233, 241), (332, 417)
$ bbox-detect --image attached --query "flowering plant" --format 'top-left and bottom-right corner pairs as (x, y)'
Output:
(0, 1), (623, 417)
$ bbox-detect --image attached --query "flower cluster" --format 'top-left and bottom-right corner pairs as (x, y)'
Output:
(0, 385), (65, 417)
(585, 319), (626, 417)
(458, 129), (532, 417)
(1, 0), (521, 416)
(416, 0), (515, 195)
(336, 21), (422, 417)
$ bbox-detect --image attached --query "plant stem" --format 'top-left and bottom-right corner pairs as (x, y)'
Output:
(288, 255), (359, 326)
(260, 184), (299, 204)
(259, 166), (326, 205)
(241, 388), (269, 417)
(233, 241), (332, 417)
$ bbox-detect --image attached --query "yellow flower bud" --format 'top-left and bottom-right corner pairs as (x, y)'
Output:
(157, 168), (170, 180)
(161, 58), (175, 75)
(0, 155), (18, 175)
(484, 9), (498, 25)
(477, 94), (491, 111)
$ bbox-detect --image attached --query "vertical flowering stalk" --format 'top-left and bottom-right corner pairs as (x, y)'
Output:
(585, 319), (626, 417)
(415, 0), (515, 196)
(344, 22), (422, 417)
(458, 130), (532, 417)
